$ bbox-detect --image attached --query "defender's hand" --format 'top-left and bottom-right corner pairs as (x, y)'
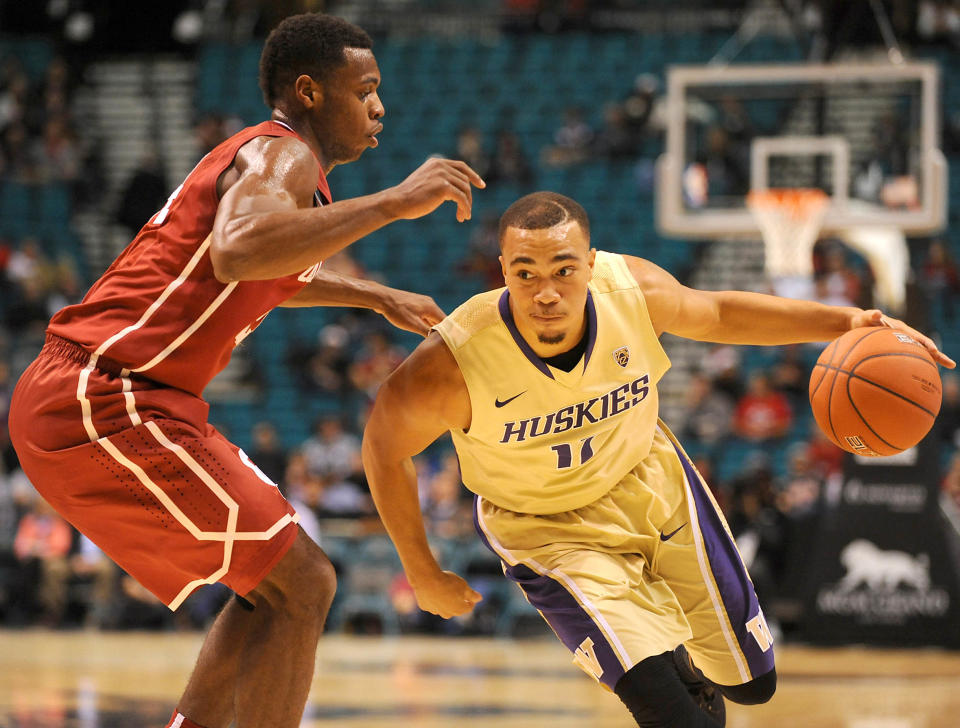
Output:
(388, 158), (486, 223)
(852, 309), (956, 369)
(377, 289), (445, 336)
(410, 570), (482, 619)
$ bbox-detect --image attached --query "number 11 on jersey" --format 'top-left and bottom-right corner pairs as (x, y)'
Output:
(551, 436), (595, 469)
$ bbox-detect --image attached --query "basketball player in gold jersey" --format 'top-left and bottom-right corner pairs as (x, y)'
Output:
(361, 192), (953, 727)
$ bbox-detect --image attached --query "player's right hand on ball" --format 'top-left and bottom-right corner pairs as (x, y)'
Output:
(411, 569), (483, 619)
(389, 157), (485, 223)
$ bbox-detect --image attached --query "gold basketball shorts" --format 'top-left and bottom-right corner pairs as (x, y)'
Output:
(473, 421), (776, 689)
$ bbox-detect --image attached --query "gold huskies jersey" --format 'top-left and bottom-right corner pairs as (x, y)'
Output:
(433, 251), (671, 514)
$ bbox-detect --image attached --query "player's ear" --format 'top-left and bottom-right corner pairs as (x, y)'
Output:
(499, 254), (506, 280)
(586, 248), (596, 281)
(294, 75), (323, 109)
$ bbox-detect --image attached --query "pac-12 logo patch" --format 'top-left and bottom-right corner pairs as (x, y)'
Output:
(612, 346), (630, 367)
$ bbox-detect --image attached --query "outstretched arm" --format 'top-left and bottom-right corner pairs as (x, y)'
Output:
(279, 269), (445, 336)
(361, 333), (481, 618)
(209, 135), (485, 282)
(626, 255), (955, 368)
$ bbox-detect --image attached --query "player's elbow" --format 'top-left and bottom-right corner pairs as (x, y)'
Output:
(210, 225), (254, 282)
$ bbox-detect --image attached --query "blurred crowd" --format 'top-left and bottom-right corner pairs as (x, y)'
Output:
(2, 11), (960, 637)
(0, 54), (103, 205)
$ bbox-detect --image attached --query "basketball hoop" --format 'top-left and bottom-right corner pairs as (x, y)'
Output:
(747, 188), (829, 279)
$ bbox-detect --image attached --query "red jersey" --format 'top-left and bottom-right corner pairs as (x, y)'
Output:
(48, 120), (331, 397)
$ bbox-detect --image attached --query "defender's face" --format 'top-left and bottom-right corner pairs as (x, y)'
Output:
(500, 221), (595, 351)
(315, 47), (384, 164)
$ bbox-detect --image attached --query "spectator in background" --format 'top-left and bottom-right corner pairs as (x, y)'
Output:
(777, 443), (821, 519)
(733, 371), (793, 441)
(116, 149), (169, 235)
(4, 275), (50, 338)
(37, 57), (74, 122)
(939, 373), (960, 448)
(701, 342), (743, 399)
(622, 73), (660, 140)
(0, 67), (28, 133)
(459, 212), (504, 290)
(70, 535), (119, 629)
(813, 242), (863, 308)
(681, 372), (734, 448)
(288, 322), (353, 395)
(314, 470), (372, 519)
(768, 345), (808, 410)
(486, 129), (532, 187)
(5, 237), (46, 287)
(13, 495), (74, 625)
(279, 455), (323, 545)
(703, 126), (748, 199)
(0, 121), (36, 181)
(542, 106), (593, 167)
(421, 453), (471, 540)
(33, 114), (81, 182)
(249, 421), (288, 485)
(349, 331), (407, 400)
(920, 238), (960, 323)
(451, 126), (491, 181)
(593, 103), (638, 161)
(943, 452), (960, 510)
(805, 424), (845, 479)
(44, 260), (84, 318)
(302, 415), (361, 485)
(193, 112), (229, 159)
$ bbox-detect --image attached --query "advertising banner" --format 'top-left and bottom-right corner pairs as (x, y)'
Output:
(799, 435), (960, 647)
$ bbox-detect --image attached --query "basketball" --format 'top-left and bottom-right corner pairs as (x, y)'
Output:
(809, 327), (942, 456)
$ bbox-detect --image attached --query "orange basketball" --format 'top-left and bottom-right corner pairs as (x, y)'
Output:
(809, 327), (942, 456)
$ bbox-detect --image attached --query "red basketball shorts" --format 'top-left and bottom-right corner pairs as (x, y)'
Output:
(9, 335), (300, 609)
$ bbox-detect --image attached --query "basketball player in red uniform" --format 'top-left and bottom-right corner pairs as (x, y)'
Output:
(8, 14), (484, 728)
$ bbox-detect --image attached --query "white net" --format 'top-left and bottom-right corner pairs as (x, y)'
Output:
(747, 188), (829, 279)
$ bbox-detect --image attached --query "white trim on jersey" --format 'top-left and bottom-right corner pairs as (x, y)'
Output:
(93, 235), (214, 367)
(474, 497), (635, 670)
(131, 281), (238, 374)
(668, 426), (751, 683)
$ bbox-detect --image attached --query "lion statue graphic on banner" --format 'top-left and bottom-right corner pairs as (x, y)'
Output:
(838, 539), (930, 592)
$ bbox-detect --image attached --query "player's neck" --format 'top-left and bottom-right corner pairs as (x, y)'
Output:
(270, 110), (333, 175)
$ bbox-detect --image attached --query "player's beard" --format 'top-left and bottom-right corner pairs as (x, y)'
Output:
(538, 331), (566, 345)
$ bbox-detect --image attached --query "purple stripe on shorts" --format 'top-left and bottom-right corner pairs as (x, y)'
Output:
(472, 497), (626, 689)
(670, 441), (776, 681)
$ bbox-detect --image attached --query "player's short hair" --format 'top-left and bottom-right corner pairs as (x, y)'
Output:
(498, 191), (590, 248)
(258, 13), (373, 108)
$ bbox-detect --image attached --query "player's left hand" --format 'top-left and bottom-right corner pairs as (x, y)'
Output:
(377, 290), (445, 336)
(410, 569), (483, 619)
(852, 309), (956, 369)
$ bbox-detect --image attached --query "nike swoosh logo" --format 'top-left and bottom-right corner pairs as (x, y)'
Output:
(660, 524), (686, 542)
(494, 391), (526, 408)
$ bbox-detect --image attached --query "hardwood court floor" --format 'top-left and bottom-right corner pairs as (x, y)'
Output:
(0, 630), (958, 727)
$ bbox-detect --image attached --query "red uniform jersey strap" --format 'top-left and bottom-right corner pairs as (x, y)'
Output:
(48, 120), (330, 396)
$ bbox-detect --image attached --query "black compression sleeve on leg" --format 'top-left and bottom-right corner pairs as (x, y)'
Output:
(614, 652), (722, 728)
(718, 667), (777, 705)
